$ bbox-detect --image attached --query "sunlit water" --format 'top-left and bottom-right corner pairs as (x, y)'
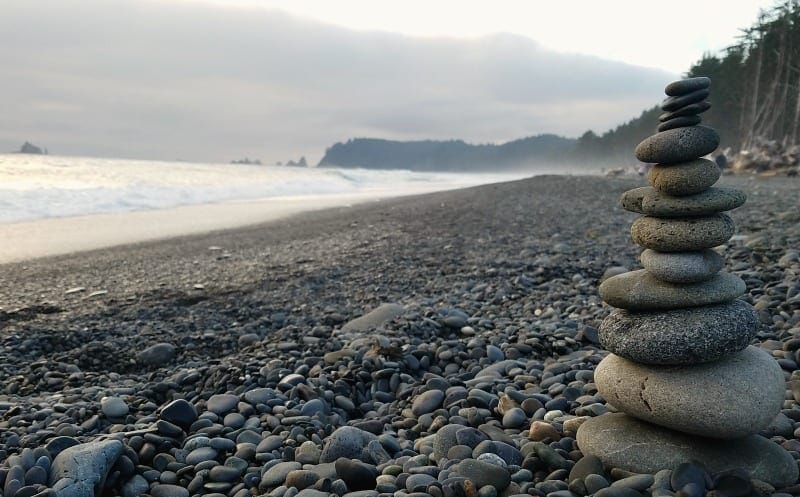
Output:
(0, 154), (528, 224)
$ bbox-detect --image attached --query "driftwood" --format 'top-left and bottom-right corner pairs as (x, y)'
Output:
(730, 137), (800, 176)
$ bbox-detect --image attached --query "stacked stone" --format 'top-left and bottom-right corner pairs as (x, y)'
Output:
(577, 77), (799, 488)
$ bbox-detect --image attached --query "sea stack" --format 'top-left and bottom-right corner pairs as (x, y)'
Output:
(576, 77), (799, 488)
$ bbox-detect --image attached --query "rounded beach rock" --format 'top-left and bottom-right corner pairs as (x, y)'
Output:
(640, 248), (723, 283)
(598, 269), (745, 310)
(630, 214), (735, 251)
(659, 101), (712, 122)
(598, 299), (759, 364)
(635, 126), (719, 164)
(647, 159), (720, 196)
(620, 187), (746, 217)
(576, 413), (798, 488)
(594, 347), (785, 439)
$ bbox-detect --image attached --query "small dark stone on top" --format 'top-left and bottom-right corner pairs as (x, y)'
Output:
(659, 101), (711, 122)
(657, 115), (701, 132)
(665, 77), (710, 96)
(661, 88), (710, 112)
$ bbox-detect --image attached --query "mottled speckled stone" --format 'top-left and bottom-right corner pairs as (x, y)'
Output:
(640, 249), (723, 283)
(599, 269), (745, 310)
(620, 187), (746, 217)
(635, 126), (719, 164)
(631, 214), (735, 251)
(576, 413), (798, 488)
(599, 300), (758, 364)
(665, 77), (711, 97)
(594, 347), (785, 439)
(647, 159), (720, 196)
(657, 115), (701, 132)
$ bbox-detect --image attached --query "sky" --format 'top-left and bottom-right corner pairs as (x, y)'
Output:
(0, 0), (776, 164)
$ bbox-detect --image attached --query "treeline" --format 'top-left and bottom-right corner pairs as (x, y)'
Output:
(318, 135), (577, 171)
(688, 0), (800, 151)
(586, 0), (800, 158)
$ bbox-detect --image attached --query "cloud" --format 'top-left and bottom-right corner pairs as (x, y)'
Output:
(0, 0), (676, 163)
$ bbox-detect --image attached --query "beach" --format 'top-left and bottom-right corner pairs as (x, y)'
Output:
(1, 174), (800, 496)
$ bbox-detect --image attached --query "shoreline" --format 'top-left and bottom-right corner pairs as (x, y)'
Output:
(1, 174), (799, 495)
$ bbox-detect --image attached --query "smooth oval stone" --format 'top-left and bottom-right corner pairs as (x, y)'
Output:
(661, 88), (710, 112)
(659, 101), (711, 122)
(647, 159), (720, 196)
(631, 214), (734, 252)
(657, 115), (702, 132)
(621, 187), (746, 217)
(598, 300), (759, 365)
(635, 126), (719, 164)
(640, 249), (723, 283)
(599, 269), (745, 310)
(665, 77), (711, 96)
(576, 413), (798, 488)
(594, 347), (785, 439)
(453, 459), (510, 491)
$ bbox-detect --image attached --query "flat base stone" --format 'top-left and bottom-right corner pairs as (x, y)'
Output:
(577, 413), (798, 488)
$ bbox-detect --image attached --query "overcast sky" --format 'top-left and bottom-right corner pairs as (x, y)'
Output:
(0, 0), (775, 164)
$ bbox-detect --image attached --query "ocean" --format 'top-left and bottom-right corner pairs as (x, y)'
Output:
(0, 154), (524, 225)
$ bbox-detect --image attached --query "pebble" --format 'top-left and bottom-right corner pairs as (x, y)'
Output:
(594, 347), (785, 438)
(206, 394), (239, 414)
(630, 214), (735, 251)
(342, 303), (404, 332)
(100, 396), (129, 418)
(599, 270), (745, 311)
(598, 299), (758, 364)
(647, 159), (720, 196)
(412, 390), (445, 416)
(137, 342), (176, 366)
(635, 126), (719, 164)
(453, 459), (511, 491)
(640, 249), (723, 283)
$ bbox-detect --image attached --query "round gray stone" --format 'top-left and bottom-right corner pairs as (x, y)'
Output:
(454, 459), (511, 490)
(640, 249), (723, 283)
(412, 389), (445, 416)
(576, 413), (798, 488)
(665, 77), (711, 97)
(594, 347), (785, 439)
(620, 187), (746, 217)
(100, 396), (129, 418)
(319, 426), (378, 463)
(657, 115), (702, 132)
(647, 158), (720, 196)
(598, 299), (759, 365)
(635, 126), (719, 164)
(206, 394), (239, 414)
(631, 214), (735, 251)
(599, 269), (745, 310)
(138, 342), (176, 366)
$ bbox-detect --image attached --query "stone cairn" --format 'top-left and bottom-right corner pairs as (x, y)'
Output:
(576, 77), (799, 488)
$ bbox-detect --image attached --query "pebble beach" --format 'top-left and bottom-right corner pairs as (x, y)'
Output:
(1, 174), (800, 497)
